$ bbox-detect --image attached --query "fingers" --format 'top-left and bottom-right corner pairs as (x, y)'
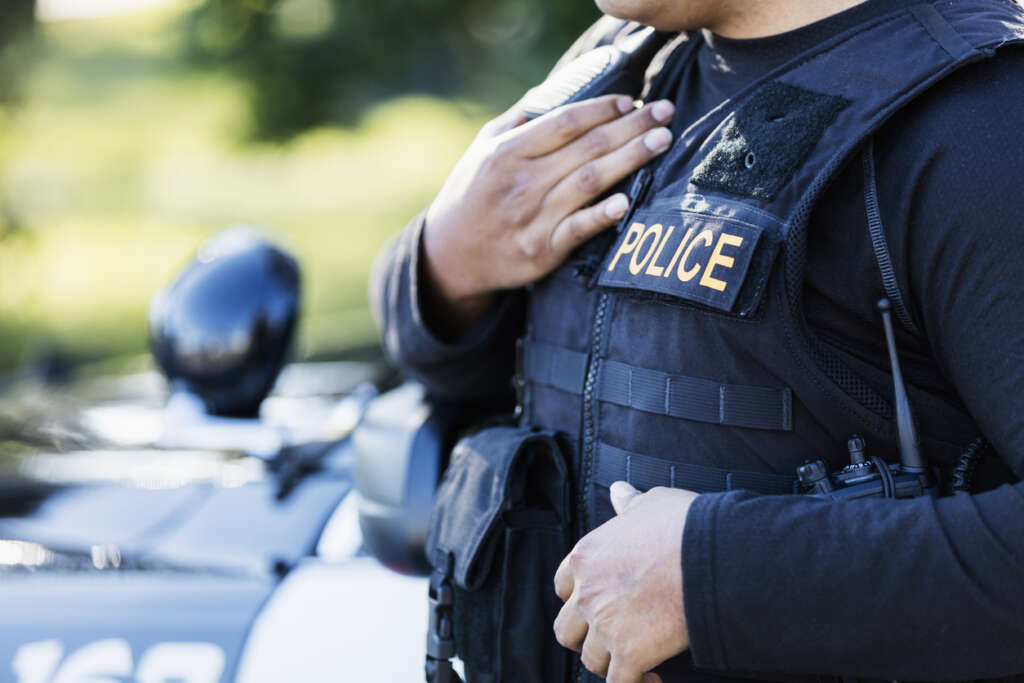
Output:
(553, 602), (588, 652)
(610, 480), (641, 515)
(548, 193), (630, 257)
(554, 552), (575, 601)
(607, 660), (646, 683)
(644, 674), (664, 683)
(542, 100), (675, 182)
(515, 95), (636, 157)
(580, 635), (611, 678)
(544, 125), (673, 218)
(481, 106), (529, 139)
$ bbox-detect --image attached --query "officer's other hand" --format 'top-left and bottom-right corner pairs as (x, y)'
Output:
(553, 482), (699, 683)
(422, 95), (675, 332)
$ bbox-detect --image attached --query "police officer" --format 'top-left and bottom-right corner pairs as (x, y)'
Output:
(372, 0), (1024, 680)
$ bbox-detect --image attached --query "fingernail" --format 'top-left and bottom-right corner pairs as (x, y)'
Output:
(617, 97), (635, 114)
(651, 99), (675, 123)
(605, 193), (629, 219)
(644, 127), (673, 152)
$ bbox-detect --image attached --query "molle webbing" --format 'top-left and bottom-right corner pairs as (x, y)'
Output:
(521, 339), (792, 431)
(594, 441), (797, 495)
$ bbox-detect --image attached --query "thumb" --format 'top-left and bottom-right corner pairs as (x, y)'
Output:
(610, 481), (640, 515)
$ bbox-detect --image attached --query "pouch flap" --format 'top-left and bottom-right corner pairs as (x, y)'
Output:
(425, 426), (567, 591)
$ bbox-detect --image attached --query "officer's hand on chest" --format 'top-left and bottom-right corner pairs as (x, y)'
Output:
(421, 95), (674, 333)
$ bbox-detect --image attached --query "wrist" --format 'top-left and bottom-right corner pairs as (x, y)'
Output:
(420, 219), (497, 337)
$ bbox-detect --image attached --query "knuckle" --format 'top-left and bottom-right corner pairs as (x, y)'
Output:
(516, 233), (546, 260)
(569, 539), (591, 565)
(561, 215), (587, 245)
(581, 129), (611, 157)
(552, 613), (566, 641)
(554, 109), (582, 139)
(569, 217), (590, 243)
(581, 649), (604, 675)
(503, 206), (536, 230)
(554, 628), (570, 648)
(496, 173), (537, 227)
(498, 170), (533, 201)
(575, 164), (603, 195)
(488, 137), (515, 163)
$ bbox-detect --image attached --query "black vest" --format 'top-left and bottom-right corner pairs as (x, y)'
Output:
(468, 2), (1024, 679)
(516, 6), (1024, 680)
(421, 2), (1024, 679)
(523, 0), (1024, 531)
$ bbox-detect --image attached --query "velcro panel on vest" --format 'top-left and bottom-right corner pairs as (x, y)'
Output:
(520, 339), (792, 431)
(594, 441), (796, 495)
(690, 81), (849, 201)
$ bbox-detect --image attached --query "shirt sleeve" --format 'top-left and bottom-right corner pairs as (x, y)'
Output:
(369, 212), (525, 407)
(681, 51), (1024, 679)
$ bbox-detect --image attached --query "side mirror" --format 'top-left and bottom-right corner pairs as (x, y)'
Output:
(352, 383), (452, 576)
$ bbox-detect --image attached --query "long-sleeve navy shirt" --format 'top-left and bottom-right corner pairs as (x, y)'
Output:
(371, 3), (1024, 678)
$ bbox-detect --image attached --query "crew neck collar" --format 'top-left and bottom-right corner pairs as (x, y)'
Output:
(700, 0), (924, 71)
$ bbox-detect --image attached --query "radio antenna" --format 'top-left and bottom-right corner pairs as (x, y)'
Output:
(878, 298), (924, 470)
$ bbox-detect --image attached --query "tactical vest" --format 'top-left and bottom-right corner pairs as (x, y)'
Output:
(522, 0), (1024, 534)
(519, 3), (1024, 680)
(429, 3), (1024, 683)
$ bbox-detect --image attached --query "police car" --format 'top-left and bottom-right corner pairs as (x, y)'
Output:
(0, 231), (444, 682)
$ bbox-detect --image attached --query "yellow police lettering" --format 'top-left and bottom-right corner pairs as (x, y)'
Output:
(663, 227), (695, 278)
(629, 224), (663, 276)
(699, 233), (745, 292)
(644, 225), (676, 277)
(608, 222), (645, 271)
(677, 229), (714, 282)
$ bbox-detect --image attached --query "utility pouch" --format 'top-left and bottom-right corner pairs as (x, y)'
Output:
(425, 426), (572, 683)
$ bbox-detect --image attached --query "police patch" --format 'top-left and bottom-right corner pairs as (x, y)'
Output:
(598, 209), (765, 312)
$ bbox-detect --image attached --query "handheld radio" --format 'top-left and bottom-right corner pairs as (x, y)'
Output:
(796, 299), (939, 500)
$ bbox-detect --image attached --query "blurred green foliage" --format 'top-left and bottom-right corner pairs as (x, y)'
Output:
(184, 0), (599, 139)
(0, 0), (600, 374)
(0, 3), (490, 373)
(0, 0), (36, 105)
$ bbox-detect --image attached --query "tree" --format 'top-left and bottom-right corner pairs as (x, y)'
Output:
(184, 0), (599, 139)
(0, 0), (36, 105)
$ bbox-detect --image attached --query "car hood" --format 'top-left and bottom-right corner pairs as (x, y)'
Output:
(0, 359), (383, 576)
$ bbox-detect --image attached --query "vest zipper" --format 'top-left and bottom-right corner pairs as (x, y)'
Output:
(574, 168), (653, 683)
(580, 168), (652, 525)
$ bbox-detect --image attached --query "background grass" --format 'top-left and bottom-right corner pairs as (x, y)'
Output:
(0, 1), (491, 372)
